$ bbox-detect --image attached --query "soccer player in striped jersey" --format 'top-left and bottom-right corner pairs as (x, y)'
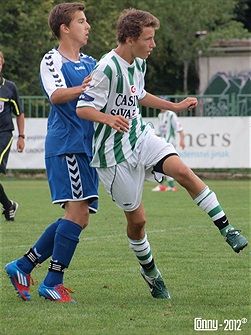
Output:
(76, 8), (248, 299)
(152, 109), (185, 192)
(5, 2), (98, 302)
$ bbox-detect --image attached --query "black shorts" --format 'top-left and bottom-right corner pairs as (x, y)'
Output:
(0, 132), (13, 174)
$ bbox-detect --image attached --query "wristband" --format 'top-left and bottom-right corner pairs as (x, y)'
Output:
(18, 134), (25, 139)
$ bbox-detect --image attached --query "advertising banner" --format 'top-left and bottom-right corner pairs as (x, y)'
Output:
(7, 117), (251, 169)
(144, 117), (250, 168)
(8, 118), (47, 169)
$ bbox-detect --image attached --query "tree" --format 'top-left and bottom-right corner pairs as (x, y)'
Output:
(234, 0), (251, 31)
(0, 0), (250, 96)
(147, 0), (251, 94)
(0, 0), (56, 95)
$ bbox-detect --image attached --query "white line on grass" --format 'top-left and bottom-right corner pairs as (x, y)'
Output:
(1, 226), (210, 250)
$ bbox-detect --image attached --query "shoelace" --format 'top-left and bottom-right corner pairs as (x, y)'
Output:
(56, 285), (74, 297)
(28, 275), (35, 287)
(226, 229), (240, 238)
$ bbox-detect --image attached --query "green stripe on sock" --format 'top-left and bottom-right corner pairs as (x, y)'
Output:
(208, 205), (222, 218)
(137, 251), (152, 262)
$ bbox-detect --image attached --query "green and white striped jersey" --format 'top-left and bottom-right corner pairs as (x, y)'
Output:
(157, 110), (183, 146)
(77, 50), (147, 168)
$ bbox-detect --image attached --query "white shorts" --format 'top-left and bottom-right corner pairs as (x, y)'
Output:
(97, 127), (177, 212)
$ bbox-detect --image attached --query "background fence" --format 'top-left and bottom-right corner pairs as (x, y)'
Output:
(20, 93), (251, 118)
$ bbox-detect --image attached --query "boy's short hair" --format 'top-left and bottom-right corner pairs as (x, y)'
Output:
(48, 2), (86, 39)
(117, 8), (160, 44)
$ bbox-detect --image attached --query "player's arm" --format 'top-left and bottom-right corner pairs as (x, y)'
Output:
(50, 75), (92, 104)
(16, 113), (25, 152)
(139, 92), (197, 112)
(76, 106), (129, 134)
(76, 68), (129, 133)
(11, 82), (25, 152)
(178, 130), (185, 149)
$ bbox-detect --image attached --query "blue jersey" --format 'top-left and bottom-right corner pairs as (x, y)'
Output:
(40, 48), (96, 158)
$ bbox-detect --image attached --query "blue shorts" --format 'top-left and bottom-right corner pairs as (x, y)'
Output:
(45, 153), (98, 213)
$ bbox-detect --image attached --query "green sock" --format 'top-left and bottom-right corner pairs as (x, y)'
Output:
(128, 235), (158, 277)
(220, 224), (234, 237)
(168, 180), (175, 187)
(143, 265), (158, 277)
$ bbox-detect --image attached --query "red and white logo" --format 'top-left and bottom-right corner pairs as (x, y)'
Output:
(131, 85), (136, 93)
(0, 101), (4, 113)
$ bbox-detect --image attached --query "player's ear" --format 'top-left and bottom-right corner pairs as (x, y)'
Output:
(126, 36), (134, 45)
(60, 23), (70, 35)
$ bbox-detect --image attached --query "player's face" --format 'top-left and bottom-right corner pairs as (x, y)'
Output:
(131, 27), (156, 59)
(67, 11), (90, 47)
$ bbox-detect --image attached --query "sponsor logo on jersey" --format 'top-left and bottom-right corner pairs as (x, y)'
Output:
(111, 108), (137, 119)
(131, 85), (136, 93)
(81, 93), (94, 102)
(115, 94), (138, 107)
(75, 66), (86, 71)
(110, 93), (139, 119)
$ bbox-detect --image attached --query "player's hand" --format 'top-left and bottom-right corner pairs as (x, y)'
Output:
(180, 140), (185, 149)
(176, 97), (198, 112)
(81, 75), (92, 92)
(17, 137), (25, 153)
(106, 115), (130, 134)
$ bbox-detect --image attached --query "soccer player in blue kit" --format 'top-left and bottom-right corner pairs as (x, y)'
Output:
(5, 2), (98, 302)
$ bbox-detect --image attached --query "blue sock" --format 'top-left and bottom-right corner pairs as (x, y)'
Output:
(17, 220), (60, 273)
(44, 219), (82, 287)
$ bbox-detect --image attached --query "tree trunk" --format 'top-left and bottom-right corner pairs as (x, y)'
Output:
(183, 60), (189, 94)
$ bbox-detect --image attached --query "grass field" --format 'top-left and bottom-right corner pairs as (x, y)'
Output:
(0, 178), (250, 335)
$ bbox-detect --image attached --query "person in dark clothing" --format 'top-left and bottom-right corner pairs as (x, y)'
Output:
(0, 51), (25, 221)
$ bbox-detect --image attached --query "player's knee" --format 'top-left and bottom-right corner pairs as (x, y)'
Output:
(127, 215), (146, 229)
(81, 221), (89, 229)
(65, 202), (90, 229)
(175, 164), (193, 184)
(79, 208), (90, 229)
